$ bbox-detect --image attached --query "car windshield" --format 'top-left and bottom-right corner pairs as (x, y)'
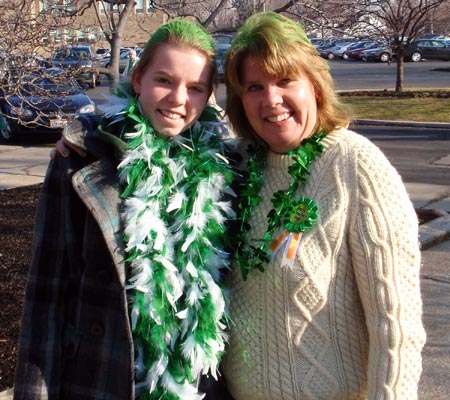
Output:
(54, 48), (89, 61)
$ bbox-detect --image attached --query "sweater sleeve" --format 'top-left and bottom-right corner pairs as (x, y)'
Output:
(348, 138), (426, 399)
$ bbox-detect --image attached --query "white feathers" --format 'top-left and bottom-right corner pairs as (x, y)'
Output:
(120, 115), (233, 399)
(145, 355), (169, 393)
(161, 372), (205, 400)
(167, 191), (187, 213)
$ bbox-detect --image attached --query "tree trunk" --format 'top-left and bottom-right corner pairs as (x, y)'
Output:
(395, 53), (405, 92)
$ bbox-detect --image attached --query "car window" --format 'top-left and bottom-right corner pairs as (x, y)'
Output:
(13, 74), (81, 95)
(430, 40), (444, 48)
(54, 49), (77, 61)
(54, 47), (91, 61)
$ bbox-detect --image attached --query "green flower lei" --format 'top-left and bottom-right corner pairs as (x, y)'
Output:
(113, 97), (235, 400)
(235, 130), (326, 280)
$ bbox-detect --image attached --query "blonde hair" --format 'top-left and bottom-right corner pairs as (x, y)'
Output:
(225, 12), (350, 139)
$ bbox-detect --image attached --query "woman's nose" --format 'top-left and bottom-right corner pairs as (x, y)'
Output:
(264, 86), (283, 107)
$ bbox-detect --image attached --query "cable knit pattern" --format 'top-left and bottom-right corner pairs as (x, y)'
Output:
(223, 128), (425, 400)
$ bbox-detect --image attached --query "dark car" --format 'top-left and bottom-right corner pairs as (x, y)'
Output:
(405, 39), (450, 62)
(0, 68), (96, 142)
(341, 40), (375, 60)
(52, 45), (100, 88)
(215, 43), (230, 82)
(359, 46), (393, 62)
(345, 41), (382, 60)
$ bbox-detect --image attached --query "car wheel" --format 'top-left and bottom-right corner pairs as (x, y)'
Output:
(411, 51), (422, 62)
(89, 72), (97, 88)
(0, 113), (14, 142)
(380, 52), (390, 62)
(327, 52), (335, 60)
(342, 52), (349, 60)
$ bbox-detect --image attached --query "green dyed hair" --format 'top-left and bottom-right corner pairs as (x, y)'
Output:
(225, 12), (350, 140)
(131, 19), (218, 91)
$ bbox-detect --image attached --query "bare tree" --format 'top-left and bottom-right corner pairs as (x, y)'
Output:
(259, 0), (449, 92)
(147, 0), (230, 28)
(0, 1), (90, 139)
(347, 0), (450, 91)
(89, 0), (136, 87)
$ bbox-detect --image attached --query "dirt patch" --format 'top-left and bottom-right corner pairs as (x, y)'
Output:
(0, 184), (41, 391)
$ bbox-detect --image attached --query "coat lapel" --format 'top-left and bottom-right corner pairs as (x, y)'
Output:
(72, 159), (126, 284)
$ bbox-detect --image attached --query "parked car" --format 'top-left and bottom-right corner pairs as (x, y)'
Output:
(96, 48), (134, 73)
(310, 38), (325, 47)
(405, 39), (450, 62)
(359, 46), (393, 62)
(212, 34), (234, 46)
(0, 68), (96, 142)
(345, 41), (382, 60)
(1, 52), (51, 82)
(52, 45), (100, 88)
(215, 43), (230, 82)
(95, 47), (110, 57)
(319, 39), (355, 60)
(325, 41), (358, 59)
(341, 40), (375, 60)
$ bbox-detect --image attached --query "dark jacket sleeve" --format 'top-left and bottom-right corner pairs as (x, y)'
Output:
(13, 152), (90, 399)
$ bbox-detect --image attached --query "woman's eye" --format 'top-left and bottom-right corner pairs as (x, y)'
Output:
(279, 78), (291, 85)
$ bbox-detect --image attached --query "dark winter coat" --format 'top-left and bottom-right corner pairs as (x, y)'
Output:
(13, 114), (237, 400)
(13, 115), (135, 399)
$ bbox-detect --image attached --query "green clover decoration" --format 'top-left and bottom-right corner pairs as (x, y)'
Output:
(283, 197), (318, 232)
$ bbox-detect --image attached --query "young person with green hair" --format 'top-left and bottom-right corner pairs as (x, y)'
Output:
(14, 19), (237, 400)
(221, 11), (425, 399)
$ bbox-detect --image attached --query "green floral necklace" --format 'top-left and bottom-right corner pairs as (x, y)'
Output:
(235, 130), (326, 280)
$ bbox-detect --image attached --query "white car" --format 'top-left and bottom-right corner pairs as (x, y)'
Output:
(319, 40), (355, 60)
(328, 42), (358, 59)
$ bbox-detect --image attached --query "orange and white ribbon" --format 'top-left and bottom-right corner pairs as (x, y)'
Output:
(271, 230), (301, 268)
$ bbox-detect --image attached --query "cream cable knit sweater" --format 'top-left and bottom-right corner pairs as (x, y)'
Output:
(223, 128), (426, 400)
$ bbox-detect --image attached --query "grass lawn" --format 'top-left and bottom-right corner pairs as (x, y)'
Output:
(339, 90), (450, 123)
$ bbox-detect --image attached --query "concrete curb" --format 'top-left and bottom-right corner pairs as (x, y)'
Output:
(353, 119), (450, 129)
(419, 214), (450, 250)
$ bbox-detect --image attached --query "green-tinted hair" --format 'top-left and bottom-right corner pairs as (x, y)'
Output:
(131, 19), (218, 91)
(225, 12), (350, 140)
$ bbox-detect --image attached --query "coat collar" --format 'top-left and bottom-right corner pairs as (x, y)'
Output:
(72, 159), (126, 284)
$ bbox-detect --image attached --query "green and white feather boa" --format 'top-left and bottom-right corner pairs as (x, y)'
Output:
(114, 98), (236, 400)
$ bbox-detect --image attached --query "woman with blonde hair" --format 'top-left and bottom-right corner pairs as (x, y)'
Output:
(222, 12), (425, 399)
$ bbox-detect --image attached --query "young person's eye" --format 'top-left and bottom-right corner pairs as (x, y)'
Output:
(245, 84), (262, 93)
(189, 85), (206, 93)
(155, 77), (170, 84)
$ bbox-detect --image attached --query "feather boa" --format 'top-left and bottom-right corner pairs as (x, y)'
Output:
(113, 98), (236, 399)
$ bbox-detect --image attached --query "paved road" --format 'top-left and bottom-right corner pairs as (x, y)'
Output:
(329, 59), (450, 91)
